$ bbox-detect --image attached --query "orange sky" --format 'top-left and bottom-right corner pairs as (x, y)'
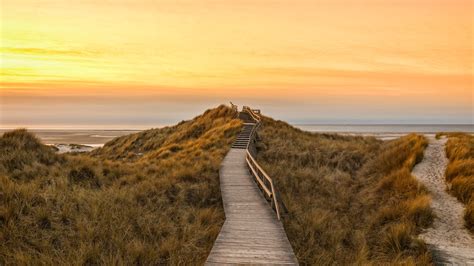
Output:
(0, 0), (473, 127)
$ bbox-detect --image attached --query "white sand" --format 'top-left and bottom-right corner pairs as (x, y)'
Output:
(412, 137), (474, 265)
(53, 144), (98, 154)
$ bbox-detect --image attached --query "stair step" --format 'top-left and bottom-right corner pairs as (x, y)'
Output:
(236, 115), (256, 149)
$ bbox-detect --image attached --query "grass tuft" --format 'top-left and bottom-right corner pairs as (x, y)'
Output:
(255, 117), (432, 264)
(442, 133), (474, 232)
(0, 105), (241, 264)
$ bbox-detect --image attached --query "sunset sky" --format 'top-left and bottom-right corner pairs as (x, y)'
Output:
(1, 0), (472, 128)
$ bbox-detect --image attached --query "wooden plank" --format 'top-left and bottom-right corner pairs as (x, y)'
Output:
(206, 136), (298, 265)
(207, 254), (295, 265)
(209, 249), (296, 259)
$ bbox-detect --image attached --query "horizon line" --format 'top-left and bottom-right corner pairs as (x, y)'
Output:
(1, 123), (473, 131)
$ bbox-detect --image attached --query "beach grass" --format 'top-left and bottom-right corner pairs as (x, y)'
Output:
(0, 105), (241, 264)
(0, 105), (441, 264)
(255, 116), (432, 265)
(439, 133), (474, 232)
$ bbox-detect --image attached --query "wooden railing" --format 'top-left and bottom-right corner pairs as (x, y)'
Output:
(241, 106), (283, 220)
(243, 106), (261, 123)
(230, 102), (238, 113)
(246, 151), (282, 220)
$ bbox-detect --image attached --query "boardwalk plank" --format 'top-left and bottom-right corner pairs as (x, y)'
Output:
(205, 147), (298, 265)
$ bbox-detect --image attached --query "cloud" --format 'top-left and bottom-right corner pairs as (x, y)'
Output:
(1, 47), (100, 57)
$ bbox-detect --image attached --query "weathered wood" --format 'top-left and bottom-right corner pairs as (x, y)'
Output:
(246, 150), (282, 220)
(206, 108), (297, 264)
(205, 148), (298, 265)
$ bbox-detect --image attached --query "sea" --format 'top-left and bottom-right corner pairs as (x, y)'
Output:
(0, 129), (140, 153)
(295, 124), (473, 141)
(0, 124), (472, 148)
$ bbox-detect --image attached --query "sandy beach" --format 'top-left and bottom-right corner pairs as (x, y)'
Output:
(0, 129), (139, 146)
(412, 137), (474, 265)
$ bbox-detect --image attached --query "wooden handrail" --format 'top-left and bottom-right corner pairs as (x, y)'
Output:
(230, 102), (238, 110)
(242, 106), (261, 123)
(246, 154), (273, 197)
(240, 106), (282, 220)
(246, 150), (281, 220)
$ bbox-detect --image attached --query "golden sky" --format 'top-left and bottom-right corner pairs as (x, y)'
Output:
(0, 0), (473, 127)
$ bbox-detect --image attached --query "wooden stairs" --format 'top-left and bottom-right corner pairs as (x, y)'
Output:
(205, 106), (298, 265)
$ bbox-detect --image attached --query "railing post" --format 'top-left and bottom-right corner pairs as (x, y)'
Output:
(271, 183), (281, 220)
(230, 102), (238, 116)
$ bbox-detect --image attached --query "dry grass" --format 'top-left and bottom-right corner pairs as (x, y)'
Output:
(0, 105), (241, 265)
(255, 117), (433, 265)
(358, 133), (432, 264)
(440, 133), (474, 232)
(0, 106), (438, 264)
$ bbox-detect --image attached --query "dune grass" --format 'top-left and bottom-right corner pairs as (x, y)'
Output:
(0, 105), (437, 264)
(0, 105), (241, 265)
(437, 133), (474, 232)
(255, 117), (432, 265)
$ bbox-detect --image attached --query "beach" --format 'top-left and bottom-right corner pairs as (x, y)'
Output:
(0, 129), (140, 153)
(1, 125), (472, 152)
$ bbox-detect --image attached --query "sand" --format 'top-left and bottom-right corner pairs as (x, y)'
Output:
(52, 144), (98, 154)
(412, 137), (474, 265)
(0, 129), (139, 145)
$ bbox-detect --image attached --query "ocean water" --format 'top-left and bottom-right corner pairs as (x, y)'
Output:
(294, 124), (474, 140)
(1, 124), (472, 146)
(295, 124), (474, 133)
(0, 129), (139, 146)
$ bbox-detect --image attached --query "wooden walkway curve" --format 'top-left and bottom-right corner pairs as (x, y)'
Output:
(206, 106), (298, 265)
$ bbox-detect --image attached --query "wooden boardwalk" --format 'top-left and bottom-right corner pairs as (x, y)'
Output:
(206, 111), (298, 265)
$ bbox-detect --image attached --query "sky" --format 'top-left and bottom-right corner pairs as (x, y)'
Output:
(1, 0), (473, 128)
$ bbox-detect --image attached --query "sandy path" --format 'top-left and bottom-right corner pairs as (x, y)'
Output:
(412, 137), (474, 265)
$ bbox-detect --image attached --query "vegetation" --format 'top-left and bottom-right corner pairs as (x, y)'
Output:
(438, 133), (474, 232)
(0, 105), (241, 265)
(255, 117), (433, 265)
(0, 105), (440, 264)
